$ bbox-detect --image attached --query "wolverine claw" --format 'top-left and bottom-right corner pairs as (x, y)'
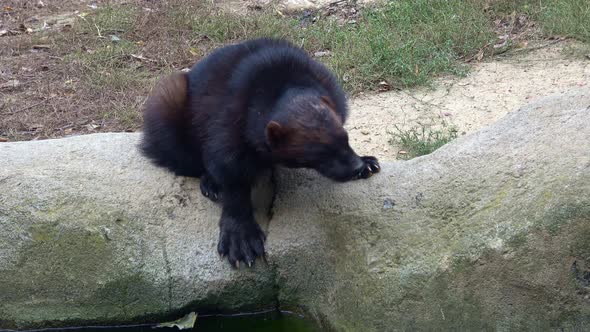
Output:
(355, 156), (381, 179)
(218, 218), (266, 269)
(200, 174), (221, 202)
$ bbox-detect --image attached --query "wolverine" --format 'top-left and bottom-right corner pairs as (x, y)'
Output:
(140, 38), (380, 268)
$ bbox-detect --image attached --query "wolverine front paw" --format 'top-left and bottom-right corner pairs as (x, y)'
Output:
(356, 156), (380, 179)
(200, 173), (221, 202)
(217, 218), (266, 268)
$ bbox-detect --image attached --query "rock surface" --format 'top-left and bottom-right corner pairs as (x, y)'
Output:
(0, 88), (589, 330)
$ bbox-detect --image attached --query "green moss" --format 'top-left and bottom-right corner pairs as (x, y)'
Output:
(30, 222), (60, 242)
(410, 273), (491, 331)
(479, 189), (510, 214)
(0, 200), (167, 329)
(506, 232), (528, 249)
(571, 218), (590, 259)
(544, 204), (590, 235)
(91, 273), (169, 317)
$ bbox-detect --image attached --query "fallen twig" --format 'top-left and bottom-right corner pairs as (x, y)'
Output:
(4, 96), (56, 115)
(130, 53), (158, 63)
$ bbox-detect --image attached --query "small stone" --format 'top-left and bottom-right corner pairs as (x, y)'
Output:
(313, 50), (332, 58)
(383, 199), (395, 209)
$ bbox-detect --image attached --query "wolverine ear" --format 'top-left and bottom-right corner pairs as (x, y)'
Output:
(320, 95), (336, 110)
(265, 121), (285, 147)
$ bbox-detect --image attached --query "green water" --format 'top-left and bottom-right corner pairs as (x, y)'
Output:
(184, 311), (319, 332)
(16, 311), (321, 332)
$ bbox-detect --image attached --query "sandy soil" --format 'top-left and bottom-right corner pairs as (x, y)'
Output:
(345, 41), (590, 161)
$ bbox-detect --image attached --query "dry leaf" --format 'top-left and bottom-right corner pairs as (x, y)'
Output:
(86, 123), (100, 130)
(476, 49), (484, 61)
(189, 47), (199, 56)
(398, 150), (408, 155)
(0, 137), (8, 142)
(157, 312), (197, 330)
(0, 80), (21, 90)
(130, 54), (157, 63)
(493, 39), (508, 49)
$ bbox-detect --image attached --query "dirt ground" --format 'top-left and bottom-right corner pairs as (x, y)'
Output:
(346, 41), (590, 160)
(1, 0), (589, 162)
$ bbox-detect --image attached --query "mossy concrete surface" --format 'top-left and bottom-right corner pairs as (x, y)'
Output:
(1, 88), (589, 331)
(0, 134), (277, 329)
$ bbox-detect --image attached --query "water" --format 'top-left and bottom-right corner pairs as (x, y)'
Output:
(14, 311), (321, 332)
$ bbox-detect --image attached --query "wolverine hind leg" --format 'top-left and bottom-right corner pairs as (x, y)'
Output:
(140, 72), (204, 177)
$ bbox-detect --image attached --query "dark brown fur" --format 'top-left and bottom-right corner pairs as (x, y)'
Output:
(140, 38), (380, 268)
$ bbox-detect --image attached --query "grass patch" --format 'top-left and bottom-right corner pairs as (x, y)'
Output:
(3, 0), (589, 142)
(390, 120), (459, 160)
(481, 0), (590, 43)
(314, 0), (496, 91)
(538, 0), (590, 42)
(67, 0), (497, 93)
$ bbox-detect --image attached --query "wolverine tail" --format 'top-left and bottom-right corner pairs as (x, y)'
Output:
(140, 72), (203, 177)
